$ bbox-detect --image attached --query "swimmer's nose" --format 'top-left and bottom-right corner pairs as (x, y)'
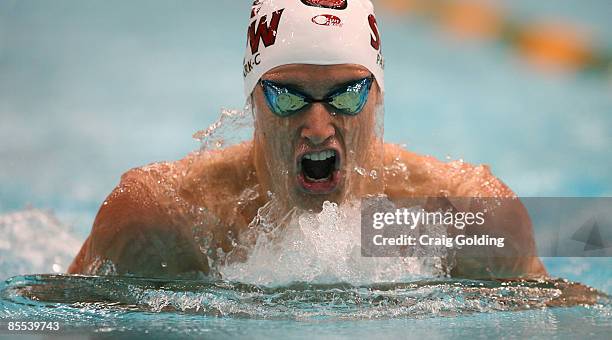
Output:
(300, 104), (335, 145)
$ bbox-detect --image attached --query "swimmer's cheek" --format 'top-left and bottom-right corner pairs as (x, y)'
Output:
(69, 177), (209, 278)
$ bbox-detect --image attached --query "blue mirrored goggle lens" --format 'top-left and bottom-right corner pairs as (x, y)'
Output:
(261, 82), (309, 117)
(327, 77), (372, 115)
(260, 77), (373, 117)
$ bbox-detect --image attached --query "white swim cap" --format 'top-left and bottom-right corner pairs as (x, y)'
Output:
(243, 0), (385, 98)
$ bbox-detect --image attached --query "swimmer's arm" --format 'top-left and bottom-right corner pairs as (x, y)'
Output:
(448, 165), (547, 279)
(67, 171), (209, 278)
(383, 144), (546, 279)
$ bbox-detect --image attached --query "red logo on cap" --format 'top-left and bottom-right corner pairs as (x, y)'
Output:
(248, 9), (285, 54)
(368, 14), (381, 50)
(312, 14), (342, 26)
(301, 0), (347, 10)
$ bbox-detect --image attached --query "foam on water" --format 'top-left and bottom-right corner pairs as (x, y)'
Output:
(219, 200), (445, 286)
(0, 209), (81, 280)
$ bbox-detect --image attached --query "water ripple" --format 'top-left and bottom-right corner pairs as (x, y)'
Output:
(1, 275), (608, 321)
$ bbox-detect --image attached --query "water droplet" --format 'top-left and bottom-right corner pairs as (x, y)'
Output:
(354, 167), (366, 176)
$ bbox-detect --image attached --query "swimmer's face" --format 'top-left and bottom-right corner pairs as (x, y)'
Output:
(252, 64), (382, 210)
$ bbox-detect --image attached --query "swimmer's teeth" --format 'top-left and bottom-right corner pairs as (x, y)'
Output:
(303, 150), (336, 162)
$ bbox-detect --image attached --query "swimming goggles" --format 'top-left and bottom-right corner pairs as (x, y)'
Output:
(259, 76), (373, 117)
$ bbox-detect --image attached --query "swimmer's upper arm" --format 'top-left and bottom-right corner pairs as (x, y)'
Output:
(383, 143), (546, 278)
(449, 164), (547, 278)
(68, 169), (209, 278)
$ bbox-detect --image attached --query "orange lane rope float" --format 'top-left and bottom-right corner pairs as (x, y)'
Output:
(376, 0), (611, 76)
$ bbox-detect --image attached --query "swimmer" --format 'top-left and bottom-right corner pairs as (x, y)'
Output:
(69, 0), (546, 279)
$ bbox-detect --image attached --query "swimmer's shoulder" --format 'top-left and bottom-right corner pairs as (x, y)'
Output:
(383, 143), (514, 198)
(112, 141), (257, 205)
(138, 141), (261, 231)
(68, 159), (198, 275)
(177, 141), (259, 208)
(68, 142), (257, 275)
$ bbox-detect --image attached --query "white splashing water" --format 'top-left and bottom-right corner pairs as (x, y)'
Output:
(219, 200), (445, 286)
(192, 106), (254, 150)
(0, 209), (81, 279)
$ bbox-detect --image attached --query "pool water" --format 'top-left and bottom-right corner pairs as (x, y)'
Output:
(0, 274), (610, 338)
(1, 0), (611, 338)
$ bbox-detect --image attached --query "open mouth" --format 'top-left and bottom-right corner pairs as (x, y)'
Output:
(297, 149), (341, 194)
